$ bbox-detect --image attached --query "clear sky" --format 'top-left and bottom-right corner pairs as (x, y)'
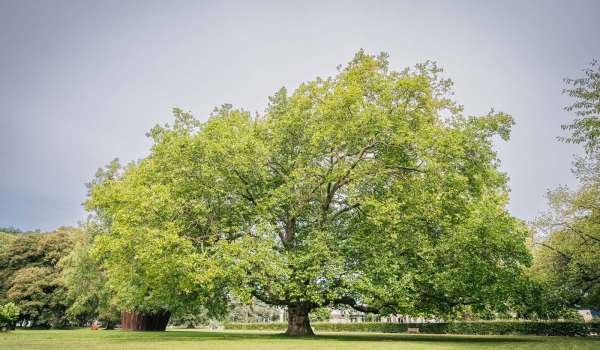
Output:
(1, 0), (599, 231)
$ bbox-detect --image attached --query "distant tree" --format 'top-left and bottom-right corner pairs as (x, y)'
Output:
(169, 306), (212, 329)
(226, 298), (282, 323)
(503, 270), (578, 320)
(561, 59), (600, 154)
(309, 308), (331, 322)
(0, 227), (84, 326)
(0, 234), (44, 304)
(7, 267), (69, 328)
(87, 51), (531, 335)
(0, 227), (23, 234)
(532, 156), (600, 310)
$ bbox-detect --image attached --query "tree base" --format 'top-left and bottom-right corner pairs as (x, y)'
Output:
(121, 310), (171, 331)
(104, 320), (115, 330)
(285, 304), (314, 336)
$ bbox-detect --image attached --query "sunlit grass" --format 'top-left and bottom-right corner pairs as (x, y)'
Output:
(0, 328), (599, 350)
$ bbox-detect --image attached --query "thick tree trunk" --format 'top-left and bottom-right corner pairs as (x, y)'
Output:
(286, 304), (314, 336)
(104, 320), (115, 330)
(121, 310), (171, 331)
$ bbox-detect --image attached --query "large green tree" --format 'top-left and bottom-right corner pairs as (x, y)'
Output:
(87, 51), (530, 335)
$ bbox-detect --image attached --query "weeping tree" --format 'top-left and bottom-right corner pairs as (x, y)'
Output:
(60, 228), (120, 329)
(87, 51), (531, 335)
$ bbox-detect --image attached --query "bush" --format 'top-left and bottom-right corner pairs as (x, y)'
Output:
(225, 322), (287, 331)
(0, 303), (21, 331)
(224, 321), (598, 336)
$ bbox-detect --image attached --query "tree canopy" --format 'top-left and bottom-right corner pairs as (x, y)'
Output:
(86, 51), (531, 335)
(532, 157), (600, 310)
(60, 226), (120, 328)
(532, 59), (600, 311)
(561, 59), (600, 154)
(0, 227), (84, 327)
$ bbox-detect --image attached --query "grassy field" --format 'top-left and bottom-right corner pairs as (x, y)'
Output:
(0, 329), (599, 350)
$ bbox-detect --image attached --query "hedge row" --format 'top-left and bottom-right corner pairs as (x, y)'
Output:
(225, 321), (600, 336)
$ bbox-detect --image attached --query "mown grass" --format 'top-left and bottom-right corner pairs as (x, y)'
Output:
(0, 328), (599, 350)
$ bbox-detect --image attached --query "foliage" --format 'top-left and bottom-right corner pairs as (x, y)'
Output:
(0, 303), (20, 329)
(6, 267), (69, 328)
(86, 51), (531, 332)
(561, 59), (600, 155)
(226, 320), (598, 336)
(90, 222), (226, 317)
(501, 274), (577, 320)
(60, 230), (120, 328)
(169, 311), (210, 328)
(0, 227), (84, 326)
(0, 232), (16, 254)
(309, 308), (331, 322)
(0, 234), (39, 304)
(532, 156), (600, 310)
(535, 58), (600, 311)
(0, 226), (24, 234)
(226, 299), (282, 323)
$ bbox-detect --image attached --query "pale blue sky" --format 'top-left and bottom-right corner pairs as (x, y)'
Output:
(1, 0), (599, 231)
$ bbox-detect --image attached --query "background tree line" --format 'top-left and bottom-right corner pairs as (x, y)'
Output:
(0, 227), (87, 328)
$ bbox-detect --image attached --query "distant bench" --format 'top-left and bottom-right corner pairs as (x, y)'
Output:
(407, 327), (420, 334)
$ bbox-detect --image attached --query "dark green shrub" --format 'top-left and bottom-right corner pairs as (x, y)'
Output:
(225, 322), (287, 331)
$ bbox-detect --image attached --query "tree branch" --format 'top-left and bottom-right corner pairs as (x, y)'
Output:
(534, 242), (572, 261)
(251, 290), (290, 306)
(332, 296), (383, 314)
(556, 222), (600, 244)
(233, 169), (257, 206)
(332, 203), (361, 219)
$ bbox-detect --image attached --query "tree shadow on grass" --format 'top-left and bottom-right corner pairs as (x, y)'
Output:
(113, 330), (548, 344)
(313, 333), (542, 343)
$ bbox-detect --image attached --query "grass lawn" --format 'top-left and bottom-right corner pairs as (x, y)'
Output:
(1, 329), (599, 350)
